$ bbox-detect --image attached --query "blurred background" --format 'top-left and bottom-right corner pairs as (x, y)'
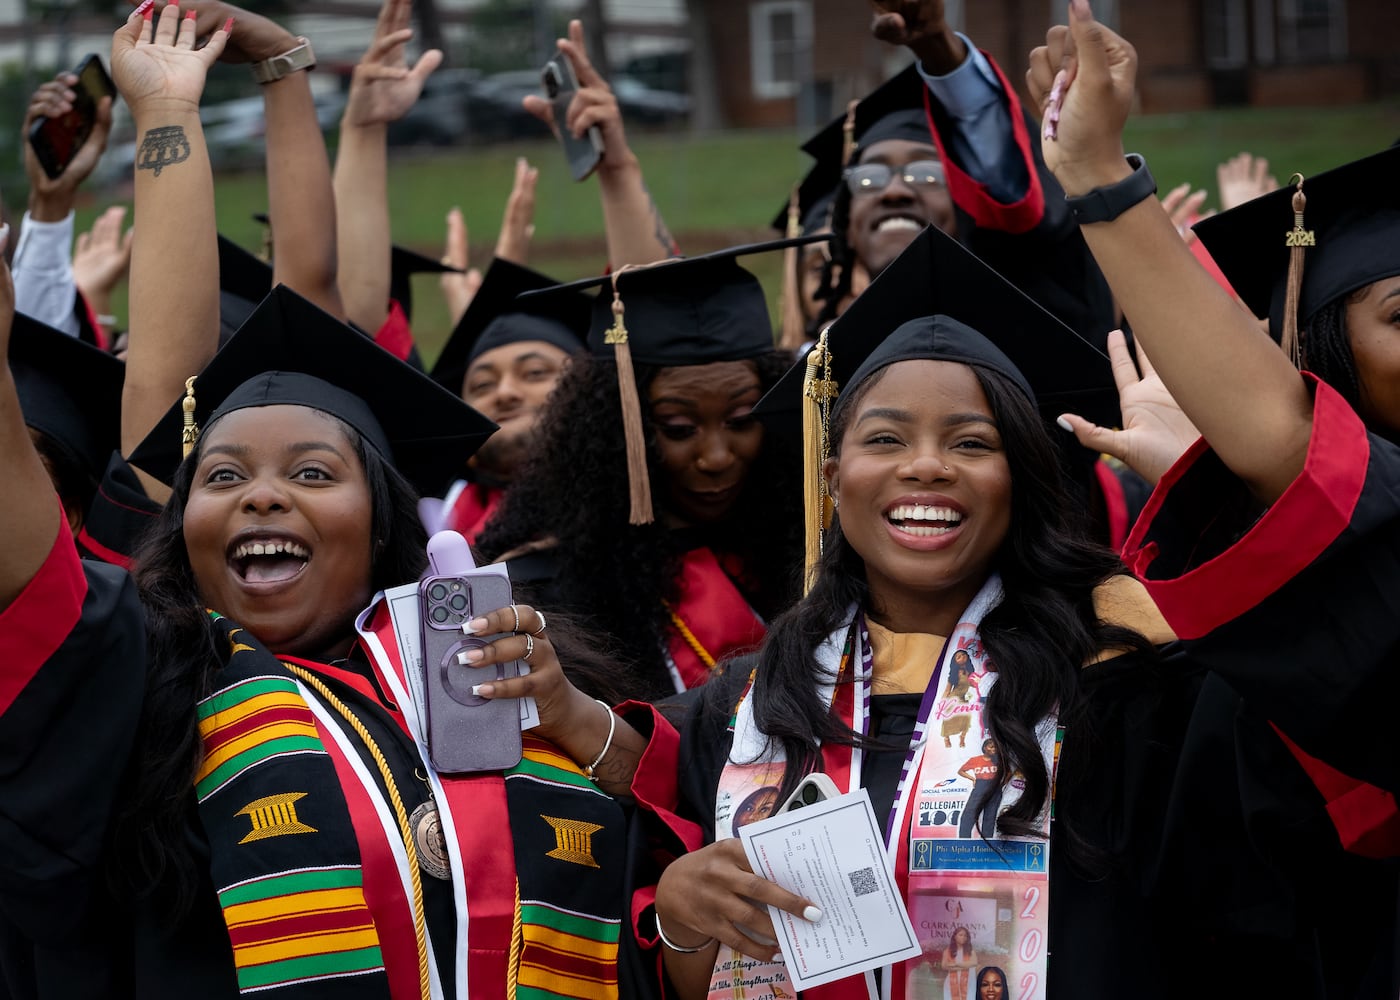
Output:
(6, 0), (1398, 360)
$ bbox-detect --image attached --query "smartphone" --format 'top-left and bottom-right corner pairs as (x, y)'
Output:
(779, 773), (841, 815)
(420, 570), (524, 773)
(542, 53), (604, 182)
(28, 54), (116, 181)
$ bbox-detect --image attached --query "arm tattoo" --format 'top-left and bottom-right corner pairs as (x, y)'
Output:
(137, 126), (191, 177)
(642, 181), (676, 257)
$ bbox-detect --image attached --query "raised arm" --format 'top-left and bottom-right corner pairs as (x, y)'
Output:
(523, 20), (676, 267)
(117, 3), (230, 502)
(1027, 0), (1312, 503)
(334, 0), (441, 334)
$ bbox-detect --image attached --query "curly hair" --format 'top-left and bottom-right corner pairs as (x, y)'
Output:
(478, 351), (803, 699)
(749, 363), (1156, 848)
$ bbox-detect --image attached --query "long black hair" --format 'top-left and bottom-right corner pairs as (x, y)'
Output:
(749, 364), (1155, 841)
(1301, 293), (1365, 415)
(114, 413), (427, 915)
(478, 351), (802, 699)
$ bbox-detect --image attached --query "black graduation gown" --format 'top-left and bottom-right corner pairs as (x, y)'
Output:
(665, 636), (1397, 998)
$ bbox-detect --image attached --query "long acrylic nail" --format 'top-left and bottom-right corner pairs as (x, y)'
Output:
(457, 648), (484, 665)
(471, 683), (495, 698)
(222, 15), (235, 32)
(132, 0), (154, 18)
(465, 617), (488, 634)
(802, 906), (823, 923)
(1056, 415), (1074, 433)
(142, 2), (154, 20)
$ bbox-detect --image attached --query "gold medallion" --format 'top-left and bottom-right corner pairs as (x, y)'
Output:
(410, 799), (451, 880)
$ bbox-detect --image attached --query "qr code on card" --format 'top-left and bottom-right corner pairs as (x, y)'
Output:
(847, 866), (878, 898)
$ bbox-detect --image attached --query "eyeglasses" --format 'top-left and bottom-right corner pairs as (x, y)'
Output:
(842, 160), (944, 195)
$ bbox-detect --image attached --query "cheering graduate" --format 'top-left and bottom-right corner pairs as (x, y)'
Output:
(477, 241), (810, 698)
(1030, 6), (1400, 865)
(428, 258), (590, 543)
(635, 228), (1394, 999)
(0, 12), (672, 998)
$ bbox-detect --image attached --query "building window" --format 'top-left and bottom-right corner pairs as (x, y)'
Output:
(750, 0), (812, 100)
(1277, 0), (1347, 62)
(1203, 0), (1249, 68)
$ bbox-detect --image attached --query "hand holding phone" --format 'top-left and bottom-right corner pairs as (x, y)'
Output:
(27, 55), (116, 183)
(541, 52), (604, 182)
(420, 564), (524, 773)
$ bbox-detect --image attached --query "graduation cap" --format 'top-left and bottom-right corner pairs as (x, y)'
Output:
(430, 258), (589, 392)
(1193, 146), (1400, 365)
(390, 245), (459, 322)
(800, 64), (932, 175)
(128, 285), (497, 498)
(753, 225), (1117, 587)
(521, 234), (829, 524)
(219, 234), (274, 343)
(11, 312), (125, 483)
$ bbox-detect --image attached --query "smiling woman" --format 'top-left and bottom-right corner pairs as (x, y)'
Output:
(478, 239), (811, 698)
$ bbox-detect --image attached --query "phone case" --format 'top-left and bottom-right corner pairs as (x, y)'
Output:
(779, 773), (841, 814)
(420, 572), (523, 772)
(28, 55), (114, 181)
(542, 54), (604, 182)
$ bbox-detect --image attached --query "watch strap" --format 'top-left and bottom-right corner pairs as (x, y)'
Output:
(251, 36), (316, 85)
(1065, 154), (1156, 225)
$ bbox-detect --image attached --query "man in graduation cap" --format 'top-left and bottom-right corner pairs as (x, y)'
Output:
(427, 258), (591, 542)
(787, 0), (1115, 345)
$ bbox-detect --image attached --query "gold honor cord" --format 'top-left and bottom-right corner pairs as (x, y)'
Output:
(283, 663), (431, 1000)
(664, 602), (718, 671)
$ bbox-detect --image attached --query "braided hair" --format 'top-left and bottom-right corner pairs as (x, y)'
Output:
(1300, 293), (1365, 412)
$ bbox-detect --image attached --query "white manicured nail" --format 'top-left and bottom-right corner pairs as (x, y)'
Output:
(1056, 416), (1074, 433)
(802, 906), (822, 922)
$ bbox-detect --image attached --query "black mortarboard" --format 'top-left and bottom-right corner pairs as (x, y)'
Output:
(11, 312), (125, 479)
(219, 234), (274, 342)
(757, 225), (1117, 425)
(1193, 146), (1400, 336)
(391, 245), (459, 322)
(524, 235), (828, 366)
(128, 285), (497, 497)
(757, 226), (1115, 588)
(771, 160), (842, 235)
(800, 64), (933, 174)
(430, 258), (589, 392)
(521, 235), (827, 524)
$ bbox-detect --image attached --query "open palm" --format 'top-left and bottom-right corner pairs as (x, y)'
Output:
(343, 0), (442, 128)
(112, 5), (227, 114)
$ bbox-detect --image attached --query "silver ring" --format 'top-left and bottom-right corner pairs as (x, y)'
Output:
(510, 604), (521, 632)
(523, 634), (535, 661)
(530, 610), (548, 636)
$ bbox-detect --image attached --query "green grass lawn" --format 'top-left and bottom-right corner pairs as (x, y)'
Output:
(75, 100), (1400, 363)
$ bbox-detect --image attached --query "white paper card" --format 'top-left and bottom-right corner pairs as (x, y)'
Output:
(738, 788), (921, 991)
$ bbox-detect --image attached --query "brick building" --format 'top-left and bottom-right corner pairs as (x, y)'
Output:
(700, 0), (1400, 127)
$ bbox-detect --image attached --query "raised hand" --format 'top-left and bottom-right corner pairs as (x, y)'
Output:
(1057, 329), (1200, 485)
(1026, 0), (1137, 194)
(112, 2), (230, 116)
(523, 19), (630, 174)
(342, 0), (442, 129)
(1159, 182), (1210, 245)
(440, 207), (483, 325)
(23, 73), (114, 216)
(73, 205), (134, 311)
(130, 0), (293, 65)
(869, 0), (965, 71)
(494, 157), (539, 264)
(1216, 151), (1277, 211)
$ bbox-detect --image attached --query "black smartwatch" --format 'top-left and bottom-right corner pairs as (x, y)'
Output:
(1064, 154), (1156, 225)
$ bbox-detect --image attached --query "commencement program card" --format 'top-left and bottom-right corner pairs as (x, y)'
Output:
(738, 788), (921, 991)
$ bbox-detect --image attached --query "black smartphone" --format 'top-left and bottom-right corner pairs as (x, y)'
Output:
(28, 54), (116, 181)
(542, 53), (604, 182)
(420, 570), (523, 773)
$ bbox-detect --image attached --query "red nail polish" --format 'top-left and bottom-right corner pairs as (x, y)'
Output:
(133, 0), (154, 17)
(142, 3), (154, 19)
(183, 7), (195, 16)
(222, 15), (234, 31)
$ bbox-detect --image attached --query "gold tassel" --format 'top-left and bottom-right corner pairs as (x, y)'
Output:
(778, 186), (806, 350)
(841, 99), (860, 167)
(1280, 173), (1314, 370)
(181, 375), (200, 458)
(606, 279), (654, 525)
(801, 331), (836, 592)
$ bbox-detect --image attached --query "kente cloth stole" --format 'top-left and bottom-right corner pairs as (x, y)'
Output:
(664, 547), (767, 690)
(197, 612), (392, 998)
(354, 599), (626, 1000)
(710, 576), (1061, 1000)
